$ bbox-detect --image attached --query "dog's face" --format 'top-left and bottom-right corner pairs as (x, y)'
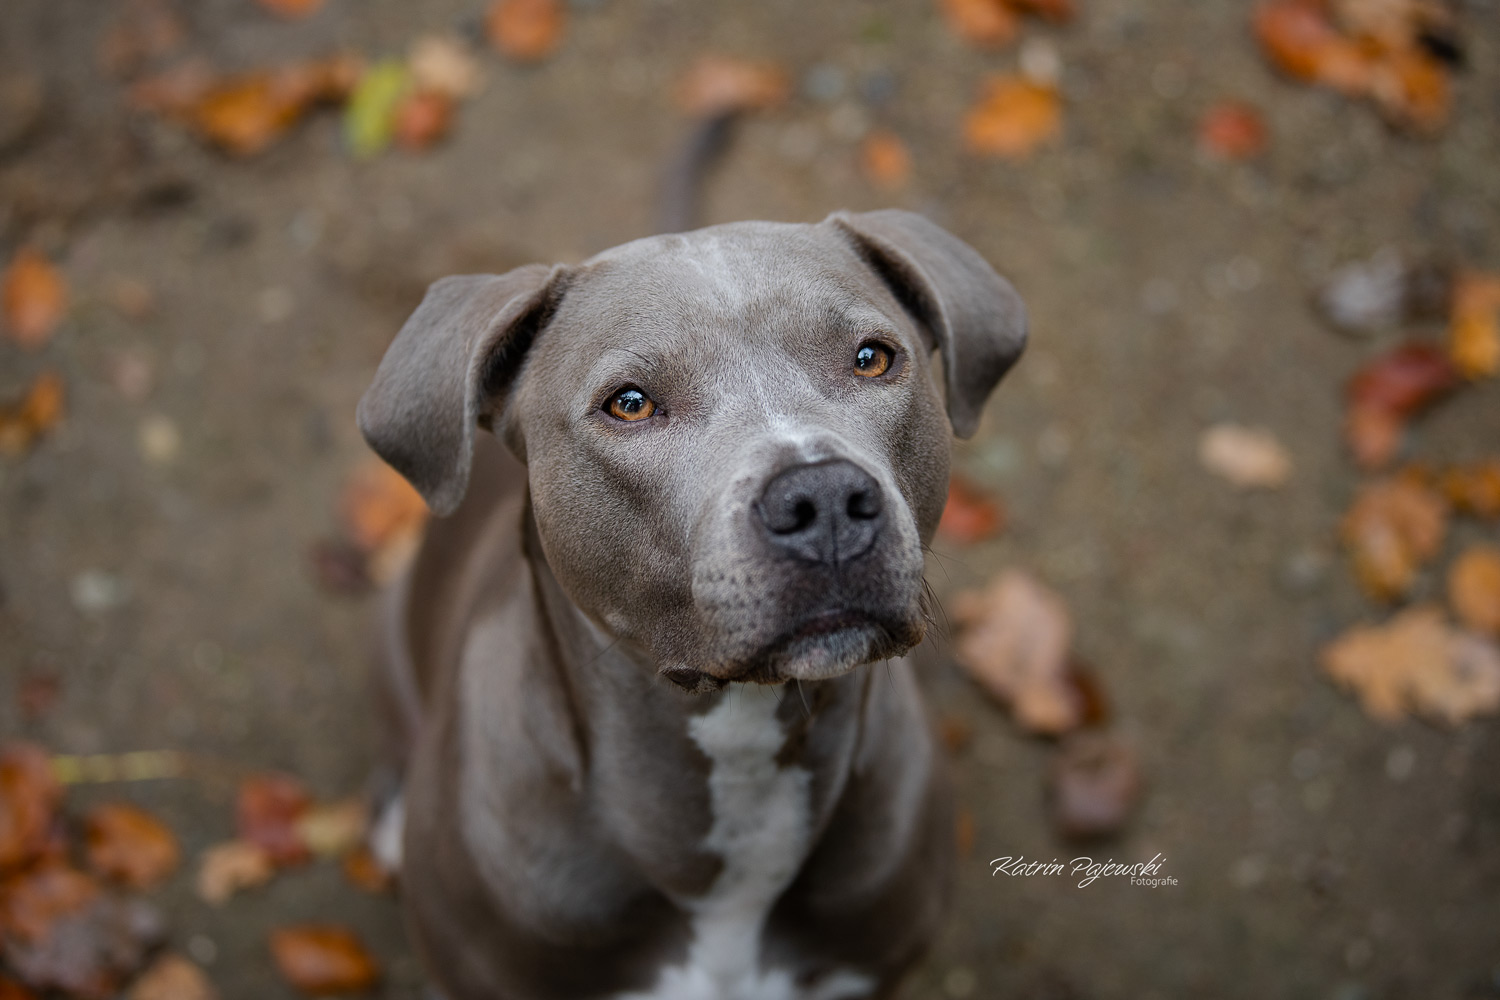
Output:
(358, 212), (1026, 690)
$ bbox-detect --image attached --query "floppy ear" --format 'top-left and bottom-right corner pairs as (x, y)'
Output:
(356, 263), (564, 516)
(829, 210), (1027, 438)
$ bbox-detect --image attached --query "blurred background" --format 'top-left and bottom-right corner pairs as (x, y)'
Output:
(1, 0), (1499, 997)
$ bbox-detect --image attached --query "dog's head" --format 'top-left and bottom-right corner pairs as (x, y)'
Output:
(358, 211), (1026, 690)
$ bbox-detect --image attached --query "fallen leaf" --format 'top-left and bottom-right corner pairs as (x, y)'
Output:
(1198, 424), (1293, 489)
(129, 954), (218, 1000)
(1009, 0), (1075, 21)
(339, 459), (428, 572)
(953, 570), (1080, 735)
(294, 799), (368, 858)
(0, 371), (65, 459)
(0, 743), (62, 874)
(1198, 101), (1268, 160)
(1341, 476), (1447, 601)
(0, 864), (98, 943)
(0, 977), (38, 1000)
(236, 774), (311, 867)
(938, 476), (1005, 544)
(340, 847), (391, 894)
(83, 803), (179, 890)
(1450, 546), (1500, 637)
(408, 35), (483, 100)
(1048, 731), (1142, 840)
(97, 0), (186, 79)
(1254, 0), (1378, 94)
(1449, 272), (1500, 379)
(486, 0), (565, 63)
(269, 926), (380, 995)
(343, 60), (411, 160)
(126, 60), (216, 117)
(1064, 660), (1111, 727)
(1322, 605), (1500, 725)
(1368, 45), (1450, 133)
(963, 75), (1060, 159)
(255, 0), (324, 19)
(1439, 460), (1500, 518)
(393, 90), (454, 151)
(674, 56), (790, 117)
(858, 129), (912, 191)
(1344, 342), (1460, 469)
(2, 249), (67, 350)
(939, 0), (1019, 48)
(195, 840), (274, 905)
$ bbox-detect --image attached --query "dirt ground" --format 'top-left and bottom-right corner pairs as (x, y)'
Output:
(2, 0), (1499, 997)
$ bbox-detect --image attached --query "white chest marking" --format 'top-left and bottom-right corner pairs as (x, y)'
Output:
(616, 685), (874, 1000)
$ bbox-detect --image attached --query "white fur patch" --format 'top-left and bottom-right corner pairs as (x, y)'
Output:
(369, 791), (405, 874)
(616, 685), (875, 1000)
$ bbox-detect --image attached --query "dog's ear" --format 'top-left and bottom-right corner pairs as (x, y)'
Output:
(357, 263), (565, 516)
(829, 210), (1027, 438)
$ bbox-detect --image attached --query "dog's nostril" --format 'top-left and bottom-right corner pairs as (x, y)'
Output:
(791, 499), (817, 532)
(847, 489), (881, 521)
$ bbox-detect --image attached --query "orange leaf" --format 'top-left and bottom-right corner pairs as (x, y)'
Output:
(269, 926), (380, 995)
(0, 744), (62, 875)
(0, 865), (99, 944)
(1369, 46), (1450, 133)
(486, 0), (565, 63)
(1254, 0), (1378, 94)
(0, 372), (66, 459)
(858, 129), (912, 191)
(939, 0), (1019, 48)
(1341, 476), (1447, 602)
(394, 90), (454, 151)
(341, 847), (391, 894)
(0, 977), (39, 1000)
(1009, 0), (1075, 21)
(674, 56), (790, 117)
(236, 773), (311, 866)
(1344, 342), (1460, 469)
(937, 476), (1006, 543)
(83, 803), (180, 890)
(1439, 459), (1500, 518)
(339, 459), (428, 556)
(2, 249), (67, 350)
(963, 76), (1060, 159)
(1198, 101), (1268, 160)
(255, 0), (324, 19)
(1449, 272), (1500, 379)
(1450, 546), (1500, 637)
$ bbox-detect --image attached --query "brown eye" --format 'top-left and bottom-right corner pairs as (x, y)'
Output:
(606, 387), (656, 421)
(854, 342), (894, 378)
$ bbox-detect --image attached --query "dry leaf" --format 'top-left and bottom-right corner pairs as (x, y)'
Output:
(1439, 460), (1500, 518)
(255, 0), (324, 19)
(394, 90), (454, 151)
(1344, 342), (1459, 469)
(963, 76), (1060, 159)
(1198, 424), (1293, 489)
(858, 129), (912, 191)
(1368, 45), (1450, 133)
(0, 744), (62, 874)
(486, 0), (565, 63)
(1254, 0), (1378, 94)
(937, 476), (1006, 543)
(1450, 546), (1500, 636)
(953, 570), (1080, 735)
(1322, 605), (1500, 725)
(1010, 0), (1075, 21)
(236, 774), (311, 866)
(1341, 476), (1447, 601)
(269, 926), (380, 995)
(195, 840), (273, 905)
(940, 0), (1019, 48)
(1048, 731), (1142, 841)
(2, 249), (67, 350)
(339, 460), (428, 582)
(294, 799), (368, 858)
(1198, 101), (1268, 160)
(409, 35), (483, 100)
(674, 56), (790, 117)
(340, 847), (391, 894)
(0, 865), (98, 943)
(129, 954), (217, 1000)
(83, 803), (179, 890)
(1449, 272), (1500, 379)
(0, 370), (65, 459)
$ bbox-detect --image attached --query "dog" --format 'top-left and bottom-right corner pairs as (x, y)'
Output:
(357, 209), (1027, 999)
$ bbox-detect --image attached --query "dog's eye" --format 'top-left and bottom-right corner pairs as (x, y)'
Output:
(854, 342), (894, 378)
(605, 387), (657, 421)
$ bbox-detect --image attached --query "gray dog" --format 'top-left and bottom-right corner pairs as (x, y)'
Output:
(357, 209), (1026, 1000)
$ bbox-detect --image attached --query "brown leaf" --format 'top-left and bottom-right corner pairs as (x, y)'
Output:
(858, 129), (912, 191)
(939, 0), (1019, 48)
(0, 744), (62, 875)
(1449, 272), (1500, 379)
(963, 76), (1061, 159)
(1341, 476), (1447, 601)
(1197, 101), (1268, 160)
(129, 954), (218, 1000)
(195, 840), (274, 905)
(937, 476), (1006, 544)
(0, 865), (97, 943)
(340, 460), (428, 554)
(0, 370), (65, 459)
(1450, 546), (1500, 637)
(236, 774), (311, 867)
(1369, 46), (1450, 133)
(1322, 605), (1500, 725)
(1254, 0), (1378, 94)
(393, 90), (454, 151)
(1344, 342), (1460, 469)
(340, 847), (391, 894)
(269, 926), (380, 995)
(0, 977), (39, 1000)
(83, 803), (179, 890)
(953, 570), (1080, 735)
(1439, 460), (1500, 518)
(1048, 731), (1142, 841)
(255, 0), (324, 19)
(1198, 423), (1292, 489)
(1009, 0), (1076, 21)
(2, 249), (67, 350)
(294, 799), (368, 859)
(674, 56), (790, 117)
(486, 0), (565, 63)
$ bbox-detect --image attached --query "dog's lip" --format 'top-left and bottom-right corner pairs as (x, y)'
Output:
(782, 609), (882, 644)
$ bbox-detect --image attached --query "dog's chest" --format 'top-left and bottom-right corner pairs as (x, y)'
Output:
(616, 685), (873, 1000)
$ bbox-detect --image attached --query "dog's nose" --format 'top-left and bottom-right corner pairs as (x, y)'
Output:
(756, 459), (885, 565)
